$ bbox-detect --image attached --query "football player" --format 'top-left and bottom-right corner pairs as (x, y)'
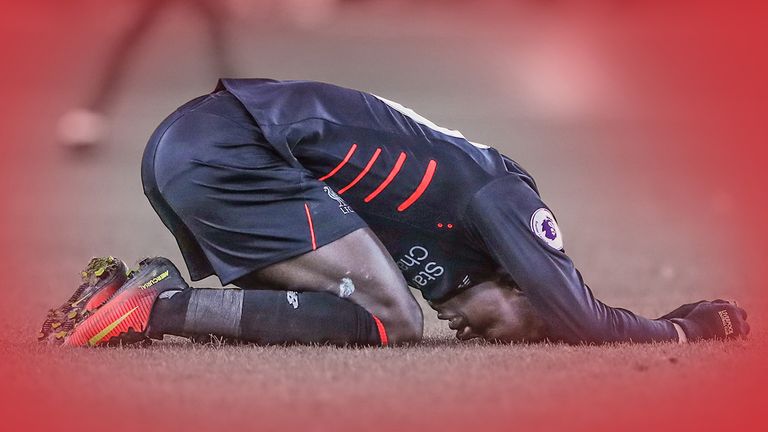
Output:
(40, 79), (749, 346)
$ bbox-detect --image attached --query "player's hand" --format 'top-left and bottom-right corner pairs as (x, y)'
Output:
(658, 300), (708, 320)
(668, 300), (749, 341)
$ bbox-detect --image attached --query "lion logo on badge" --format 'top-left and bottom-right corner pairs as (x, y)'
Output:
(530, 208), (563, 250)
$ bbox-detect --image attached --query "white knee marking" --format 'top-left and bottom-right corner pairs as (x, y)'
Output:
(338, 277), (355, 298)
(286, 291), (299, 309)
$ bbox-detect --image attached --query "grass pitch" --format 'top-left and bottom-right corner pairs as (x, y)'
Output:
(3, 320), (764, 432)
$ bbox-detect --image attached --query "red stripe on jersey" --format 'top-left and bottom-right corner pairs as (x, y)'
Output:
(371, 315), (389, 346)
(338, 148), (382, 194)
(397, 159), (437, 212)
(364, 152), (407, 203)
(319, 143), (357, 181)
(304, 203), (317, 250)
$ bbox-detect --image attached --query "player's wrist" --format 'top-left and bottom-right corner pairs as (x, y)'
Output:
(670, 317), (703, 341)
(669, 320), (688, 344)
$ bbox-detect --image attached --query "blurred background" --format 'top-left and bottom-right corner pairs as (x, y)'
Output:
(0, 0), (766, 430)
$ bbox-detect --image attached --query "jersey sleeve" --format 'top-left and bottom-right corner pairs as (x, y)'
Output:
(463, 175), (677, 344)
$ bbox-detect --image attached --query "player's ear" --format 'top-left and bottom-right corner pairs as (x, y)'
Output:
(507, 291), (548, 342)
(494, 268), (520, 292)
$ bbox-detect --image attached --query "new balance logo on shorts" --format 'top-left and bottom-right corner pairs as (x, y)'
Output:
(324, 186), (354, 214)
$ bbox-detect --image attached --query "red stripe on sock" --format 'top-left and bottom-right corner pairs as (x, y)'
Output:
(397, 159), (437, 212)
(304, 203), (317, 250)
(338, 148), (382, 194)
(319, 143), (357, 181)
(364, 152), (407, 203)
(371, 315), (389, 346)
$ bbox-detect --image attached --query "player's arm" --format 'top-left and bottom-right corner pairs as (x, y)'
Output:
(462, 176), (748, 344)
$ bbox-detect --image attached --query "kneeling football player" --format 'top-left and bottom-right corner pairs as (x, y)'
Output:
(39, 79), (749, 346)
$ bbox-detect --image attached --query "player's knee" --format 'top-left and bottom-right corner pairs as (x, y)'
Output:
(398, 301), (424, 343)
(348, 266), (422, 344)
(376, 295), (423, 344)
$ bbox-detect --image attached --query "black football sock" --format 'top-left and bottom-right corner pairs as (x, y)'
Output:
(147, 288), (386, 346)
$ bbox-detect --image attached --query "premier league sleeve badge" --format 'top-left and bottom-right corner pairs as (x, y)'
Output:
(530, 208), (564, 250)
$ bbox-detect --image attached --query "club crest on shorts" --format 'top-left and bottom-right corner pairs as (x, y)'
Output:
(324, 186), (354, 214)
(530, 208), (563, 250)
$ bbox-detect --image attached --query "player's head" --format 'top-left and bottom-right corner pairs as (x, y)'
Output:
(431, 273), (547, 343)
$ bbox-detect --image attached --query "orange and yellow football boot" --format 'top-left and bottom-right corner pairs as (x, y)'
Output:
(63, 257), (188, 347)
(38, 256), (129, 345)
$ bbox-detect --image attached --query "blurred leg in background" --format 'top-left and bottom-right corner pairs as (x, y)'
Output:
(58, 0), (233, 150)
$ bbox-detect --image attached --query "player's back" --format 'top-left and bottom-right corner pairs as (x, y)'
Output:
(219, 78), (536, 299)
(218, 79), (523, 218)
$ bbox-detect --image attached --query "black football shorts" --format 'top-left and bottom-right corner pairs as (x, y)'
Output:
(141, 90), (367, 284)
